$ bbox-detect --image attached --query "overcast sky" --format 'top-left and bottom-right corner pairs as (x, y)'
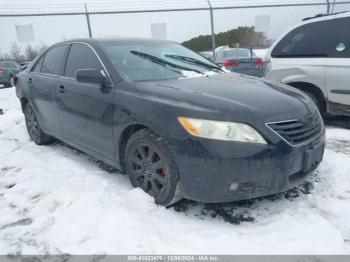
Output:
(0, 0), (349, 54)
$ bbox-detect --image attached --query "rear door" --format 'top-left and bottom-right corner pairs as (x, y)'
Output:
(267, 20), (328, 89)
(57, 43), (115, 159)
(326, 16), (350, 107)
(27, 44), (68, 136)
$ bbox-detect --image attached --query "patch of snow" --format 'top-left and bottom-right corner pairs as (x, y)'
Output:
(180, 70), (222, 79)
(0, 88), (350, 255)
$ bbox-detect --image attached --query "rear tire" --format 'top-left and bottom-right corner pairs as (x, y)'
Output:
(24, 104), (54, 145)
(125, 129), (180, 206)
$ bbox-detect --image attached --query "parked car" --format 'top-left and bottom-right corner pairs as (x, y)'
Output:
(0, 60), (22, 88)
(15, 38), (325, 206)
(215, 48), (264, 77)
(265, 12), (350, 116)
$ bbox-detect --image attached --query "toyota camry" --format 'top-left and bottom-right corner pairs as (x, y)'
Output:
(15, 38), (325, 206)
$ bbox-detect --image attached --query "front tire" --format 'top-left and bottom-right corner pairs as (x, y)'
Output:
(125, 129), (180, 206)
(24, 104), (54, 145)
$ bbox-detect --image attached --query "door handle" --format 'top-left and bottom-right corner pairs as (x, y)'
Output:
(58, 85), (65, 93)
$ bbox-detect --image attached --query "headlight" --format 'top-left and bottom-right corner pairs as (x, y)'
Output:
(178, 117), (267, 144)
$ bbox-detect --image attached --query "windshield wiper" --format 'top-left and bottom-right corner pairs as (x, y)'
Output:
(165, 54), (223, 72)
(130, 50), (204, 74)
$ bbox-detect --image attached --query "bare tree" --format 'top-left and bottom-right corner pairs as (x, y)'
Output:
(25, 44), (39, 61)
(10, 42), (22, 62)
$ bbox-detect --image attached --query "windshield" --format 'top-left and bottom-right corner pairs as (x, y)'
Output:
(101, 41), (221, 81)
(223, 49), (255, 59)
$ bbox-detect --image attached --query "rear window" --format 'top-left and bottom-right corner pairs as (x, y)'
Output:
(2, 61), (17, 68)
(41, 45), (67, 75)
(224, 49), (253, 59)
(272, 17), (350, 58)
(272, 20), (331, 58)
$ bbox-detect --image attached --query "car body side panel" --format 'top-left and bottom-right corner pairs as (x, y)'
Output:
(265, 57), (327, 96)
(326, 58), (350, 106)
(27, 73), (62, 135)
(56, 77), (115, 160)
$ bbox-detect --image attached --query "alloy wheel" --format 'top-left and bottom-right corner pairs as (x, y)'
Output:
(25, 106), (39, 141)
(130, 143), (167, 197)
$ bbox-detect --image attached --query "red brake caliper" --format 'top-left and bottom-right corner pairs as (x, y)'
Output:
(154, 153), (166, 177)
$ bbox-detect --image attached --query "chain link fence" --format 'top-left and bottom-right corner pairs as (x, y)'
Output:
(0, 0), (350, 62)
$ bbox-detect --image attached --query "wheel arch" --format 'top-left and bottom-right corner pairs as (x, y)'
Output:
(20, 97), (29, 113)
(287, 81), (327, 113)
(118, 124), (149, 172)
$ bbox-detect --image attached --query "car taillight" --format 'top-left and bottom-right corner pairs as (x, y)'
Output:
(0, 67), (4, 73)
(11, 76), (18, 87)
(255, 59), (264, 66)
(224, 60), (239, 68)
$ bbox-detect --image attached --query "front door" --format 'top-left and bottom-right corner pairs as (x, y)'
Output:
(57, 43), (115, 159)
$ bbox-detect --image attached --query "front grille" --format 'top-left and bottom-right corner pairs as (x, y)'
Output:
(267, 114), (323, 146)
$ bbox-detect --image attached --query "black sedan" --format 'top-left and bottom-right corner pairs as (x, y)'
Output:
(15, 38), (325, 206)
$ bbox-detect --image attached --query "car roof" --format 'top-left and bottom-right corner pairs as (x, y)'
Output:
(221, 48), (251, 52)
(299, 10), (350, 26)
(302, 11), (348, 21)
(55, 37), (176, 47)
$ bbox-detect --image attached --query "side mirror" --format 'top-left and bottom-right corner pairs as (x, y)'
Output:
(76, 69), (108, 85)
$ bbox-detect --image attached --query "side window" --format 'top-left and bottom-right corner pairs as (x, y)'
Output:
(32, 56), (45, 72)
(41, 45), (67, 75)
(3, 62), (16, 68)
(327, 17), (350, 58)
(65, 43), (104, 78)
(272, 20), (331, 58)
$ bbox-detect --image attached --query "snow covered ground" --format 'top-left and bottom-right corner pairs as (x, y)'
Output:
(0, 87), (350, 255)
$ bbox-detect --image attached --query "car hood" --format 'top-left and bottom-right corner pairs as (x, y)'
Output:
(134, 73), (315, 123)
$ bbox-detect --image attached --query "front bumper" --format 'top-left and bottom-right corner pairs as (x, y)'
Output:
(169, 130), (325, 203)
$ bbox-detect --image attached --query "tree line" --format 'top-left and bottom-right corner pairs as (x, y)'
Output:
(182, 26), (270, 52)
(0, 43), (47, 63)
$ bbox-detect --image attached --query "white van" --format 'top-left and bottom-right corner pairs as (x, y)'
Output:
(265, 12), (350, 116)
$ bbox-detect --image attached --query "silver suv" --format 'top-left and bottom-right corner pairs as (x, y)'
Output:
(265, 12), (350, 116)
